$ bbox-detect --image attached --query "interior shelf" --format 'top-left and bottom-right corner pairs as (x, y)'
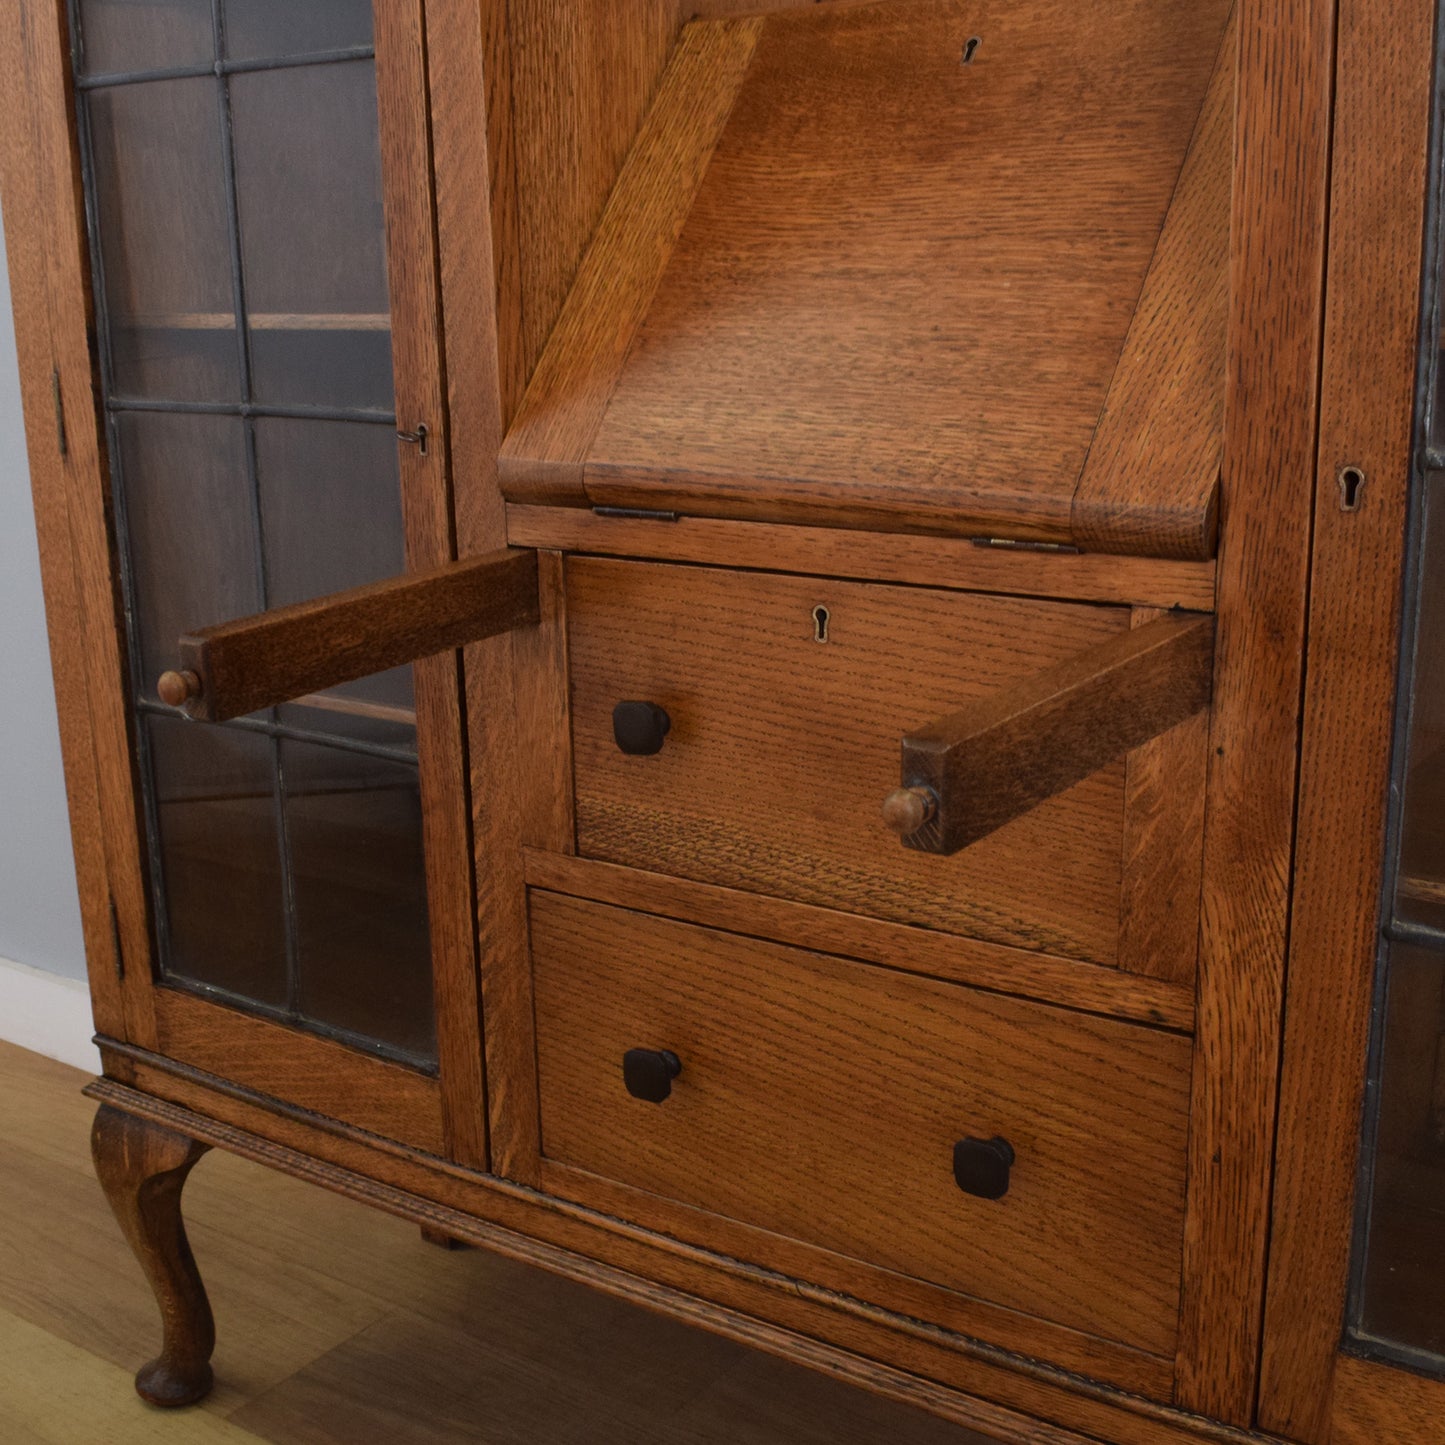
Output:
(500, 0), (1234, 561)
(122, 312), (392, 332)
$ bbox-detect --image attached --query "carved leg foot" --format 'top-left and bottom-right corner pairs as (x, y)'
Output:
(91, 1104), (215, 1407)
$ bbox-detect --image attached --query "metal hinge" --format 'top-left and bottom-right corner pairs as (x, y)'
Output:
(969, 536), (1081, 554)
(51, 368), (68, 458)
(592, 505), (680, 522)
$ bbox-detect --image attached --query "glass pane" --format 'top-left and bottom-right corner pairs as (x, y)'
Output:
(86, 79), (241, 402)
(1355, 944), (1445, 1359)
(222, 0), (374, 62)
(282, 740), (434, 1059)
(253, 417), (403, 605)
(254, 416), (413, 738)
(116, 412), (258, 701)
(230, 61), (394, 411)
(76, 0), (214, 77)
(1397, 477), (1445, 932)
(149, 715), (288, 1005)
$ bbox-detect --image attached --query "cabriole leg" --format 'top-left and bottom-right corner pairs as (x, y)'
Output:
(90, 1104), (215, 1407)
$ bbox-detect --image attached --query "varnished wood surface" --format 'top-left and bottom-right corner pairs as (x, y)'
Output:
(154, 989), (444, 1156)
(499, 14), (763, 504)
(172, 548), (539, 723)
(900, 613), (1213, 854)
(373, 0), (488, 1174)
(1070, 11), (1234, 559)
(423, 0), (551, 1187)
(91, 1104), (215, 1406)
(1173, 0), (1338, 1418)
(1118, 610), (1209, 986)
(0, 1043), (1014, 1444)
(1255, 0), (1438, 1433)
(504, 0), (1231, 558)
(522, 850), (1195, 1029)
(1330, 1355), (1445, 1445)
(567, 558), (1207, 973)
(0, 0), (160, 1050)
(506, 506), (1220, 612)
(530, 893), (1192, 1356)
(90, 1052), (1284, 1445)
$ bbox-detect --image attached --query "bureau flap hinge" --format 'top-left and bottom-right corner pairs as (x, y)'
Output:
(108, 897), (124, 982)
(592, 505), (680, 522)
(51, 368), (68, 458)
(969, 536), (1081, 554)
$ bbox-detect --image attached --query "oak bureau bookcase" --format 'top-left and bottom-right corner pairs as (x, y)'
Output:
(2, 0), (1443, 1440)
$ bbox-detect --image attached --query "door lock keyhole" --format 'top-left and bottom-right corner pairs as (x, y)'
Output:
(812, 605), (831, 644)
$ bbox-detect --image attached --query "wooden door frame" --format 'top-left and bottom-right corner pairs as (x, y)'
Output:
(1258, 0), (1445, 1437)
(0, 0), (475, 1159)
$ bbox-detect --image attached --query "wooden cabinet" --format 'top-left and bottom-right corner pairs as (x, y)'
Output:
(4, 0), (1443, 1441)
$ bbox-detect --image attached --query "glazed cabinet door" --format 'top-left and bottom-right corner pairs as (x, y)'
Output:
(1259, 0), (1445, 1437)
(0, 0), (497, 1160)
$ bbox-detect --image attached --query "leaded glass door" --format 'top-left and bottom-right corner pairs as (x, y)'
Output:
(64, 0), (477, 1155)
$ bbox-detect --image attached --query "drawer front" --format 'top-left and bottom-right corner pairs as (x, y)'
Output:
(531, 892), (1192, 1357)
(567, 558), (1201, 971)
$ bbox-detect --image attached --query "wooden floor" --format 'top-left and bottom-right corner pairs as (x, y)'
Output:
(0, 1040), (1001, 1444)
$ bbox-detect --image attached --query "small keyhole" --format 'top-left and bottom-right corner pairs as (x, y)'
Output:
(1339, 465), (1366, 511)
(812, 605), (831, 643)
(962, 36), (981, 64)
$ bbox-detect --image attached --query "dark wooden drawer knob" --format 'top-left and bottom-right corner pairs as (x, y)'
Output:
(622, 1048), (682, 1103)
(613, 701), (672, 755)
(952, 1136), (1015, 1200)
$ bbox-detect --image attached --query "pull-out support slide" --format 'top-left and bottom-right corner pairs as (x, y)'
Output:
(157, 547), (540, 723)
(884, 612), (1214, 855)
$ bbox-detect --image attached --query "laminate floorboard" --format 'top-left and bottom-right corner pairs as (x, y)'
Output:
(0, 1040), (1000, 1443)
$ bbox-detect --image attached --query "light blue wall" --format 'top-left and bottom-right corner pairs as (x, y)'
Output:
(0, 203), (88, 981)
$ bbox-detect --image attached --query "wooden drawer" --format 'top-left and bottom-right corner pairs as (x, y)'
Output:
(530, 892), (1192, 1363)
(566, 557), (1207, 977)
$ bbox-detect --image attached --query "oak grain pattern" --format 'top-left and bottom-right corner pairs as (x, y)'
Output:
(1117, 610), (1209, 986)
(537, 1159), (1172, 1401)
(1173, 0), (1338, 1419)
(153, 988), (444, 1155)
(528, 893), (1191, 1358)
(1070, 11), (1234, 559)
(0, 0), (158, 1048)
(1330, 1355), (1445, 1445)
(900, 614), (1214, 855)
(564, 0), (1229, 557)
(5, 1046), (1019, 1445)
(374, 0), (487, 1172)
(506, 506), (1220, 612)
(523, 850), (1194, 1030)
(173, 548), (539, 723)
(498, 15), (764, 504)
(507, 0), (680, 380)
(90, 1105), (215, 1407)
(567, 558), (1167, 967)
(86, 1065), (1266, 1445)
(1255, 0), (1436, 1431)
(424, 0), (546, 1186)
(512, 551), (576, 854)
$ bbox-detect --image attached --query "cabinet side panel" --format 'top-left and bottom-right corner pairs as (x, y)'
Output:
(507, 0), (680, 383)
(1174, 0), (1337, 1421)
(0, 0), (157, 1048)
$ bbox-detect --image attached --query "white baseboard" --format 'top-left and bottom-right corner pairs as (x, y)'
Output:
(0, 957), (101, 1073)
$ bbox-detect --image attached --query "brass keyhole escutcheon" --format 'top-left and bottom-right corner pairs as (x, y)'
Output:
(812, 604), (831, 643)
